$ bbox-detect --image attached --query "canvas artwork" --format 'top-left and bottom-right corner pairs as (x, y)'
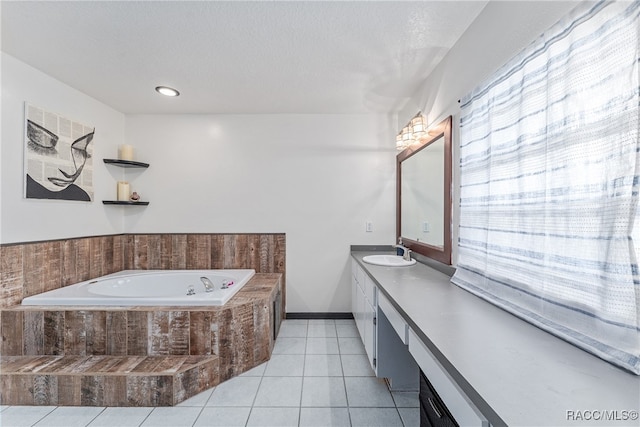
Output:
(24, 103), (95, 201)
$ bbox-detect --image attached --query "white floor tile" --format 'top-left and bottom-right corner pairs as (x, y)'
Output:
(336, 323), (359, 338)
(307, 319), (336, 326)
(280, 319), (308, 326)
(140, 407), (201, 427)
(338, 337), (366, 355)
(87, 407), (153, 427)
(246, 407), (299, 427)
(301, 377), (347, 407)
(33, 406), (104, 427)
(398, 407), (420, 427)
(0, 405), (10, 412)
(344, 377), (395, 407)
(0, 406), (57, 427)
(277, 322), (308, 338)
(207, 376), (262, 407)
(334, 319), (356, 325)
(340, 354), (375, 377)
(177, 387), (214, 407)
(307, 324), (337, 338)
(272, 337), (307, 355)
(349, 407), (404, 426)
(193, 407), (251, 427)
(299, 407), (351, 427)
(306, 337), (339, 354)
(264, 354), (305, 376)
(253, 377), (303, 407)
(240, 362), (267, 377)
(304, 354), (343, 376)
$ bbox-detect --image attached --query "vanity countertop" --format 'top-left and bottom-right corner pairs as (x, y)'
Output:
(351, 250), (640, 427)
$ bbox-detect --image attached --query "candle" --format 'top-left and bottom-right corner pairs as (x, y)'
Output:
(117, 181), (130, 201)
(118, 144), (134, 161)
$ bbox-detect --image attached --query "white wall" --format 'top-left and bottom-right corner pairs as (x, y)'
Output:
(400, 1), (578, 265)
(125, 114), (396, 312)
(1, 53), (126, 243)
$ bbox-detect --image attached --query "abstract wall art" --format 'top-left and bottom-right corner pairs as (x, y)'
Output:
(24, 103), (95, 201)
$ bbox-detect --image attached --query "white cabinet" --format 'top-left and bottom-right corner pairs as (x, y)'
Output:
(351, 259), (418, 388)
(352, 259), (377, 371)
(363, 297), (376, 370)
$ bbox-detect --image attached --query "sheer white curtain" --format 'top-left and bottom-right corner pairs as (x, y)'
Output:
(452, 0), (640, 374)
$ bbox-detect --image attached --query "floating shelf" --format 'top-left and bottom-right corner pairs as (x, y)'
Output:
(102, 201), (149, 206)
(103, 159), (149, 168)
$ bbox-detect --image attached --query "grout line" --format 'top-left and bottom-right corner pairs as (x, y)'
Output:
(299, 339), (306, 427)
(84, 407), (107, 427)
(27, 406), (58, 427)
(244, 367), (266, 427)
(201, 386), (216, 407)
(191, 405), (207, 427)
(141, 407), (157, 427)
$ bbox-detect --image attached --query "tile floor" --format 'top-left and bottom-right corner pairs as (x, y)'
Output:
(0, 319), (419, 427)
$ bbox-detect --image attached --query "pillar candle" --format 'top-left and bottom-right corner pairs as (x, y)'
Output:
(118, 144), (134, 161)
(117, 181), (130, 201)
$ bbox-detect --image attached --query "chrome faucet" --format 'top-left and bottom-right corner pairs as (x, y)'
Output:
(200, 277), (215, 292)
(392, 244), (412, 261)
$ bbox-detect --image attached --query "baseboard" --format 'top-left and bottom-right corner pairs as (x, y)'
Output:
(285, 312), (354, 320)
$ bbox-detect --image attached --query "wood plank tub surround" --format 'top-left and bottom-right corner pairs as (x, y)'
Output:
(0, 355), (218, 406)
(0, 273), (282, 406)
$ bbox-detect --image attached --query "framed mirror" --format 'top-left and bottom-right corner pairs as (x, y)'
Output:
(396, 115), (452, 264)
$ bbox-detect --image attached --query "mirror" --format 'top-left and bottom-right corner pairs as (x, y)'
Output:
(396, 116), (452, 264)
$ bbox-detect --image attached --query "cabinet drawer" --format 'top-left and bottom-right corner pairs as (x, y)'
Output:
(378, 292), (408, 344)
(408, 328), (488, 427)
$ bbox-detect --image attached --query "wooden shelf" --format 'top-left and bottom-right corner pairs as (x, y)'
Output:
(102, 201), (149, 206)
(103, 159), (149, 168)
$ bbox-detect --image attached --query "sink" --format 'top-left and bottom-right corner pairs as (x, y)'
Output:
(362, 254), (416, 267)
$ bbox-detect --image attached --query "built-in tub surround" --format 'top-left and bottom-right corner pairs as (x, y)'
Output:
(0, 273), (282, 406)
(0, 233), (285, 406)
(21, 269), (256, 306)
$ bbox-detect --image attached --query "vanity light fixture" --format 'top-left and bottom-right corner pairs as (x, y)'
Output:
(155, 86), (180, 97)
(396, 111), (426, 151)
(411, 113), (427, 139)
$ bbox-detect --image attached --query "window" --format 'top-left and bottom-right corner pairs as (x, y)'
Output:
(452, 1), (640, 374)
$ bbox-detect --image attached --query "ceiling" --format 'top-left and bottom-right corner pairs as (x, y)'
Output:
(1, 1), (488, 115)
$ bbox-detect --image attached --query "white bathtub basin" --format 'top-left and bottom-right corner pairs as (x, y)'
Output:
(21, 269), (255, 306)
(362, 255), (416, 267)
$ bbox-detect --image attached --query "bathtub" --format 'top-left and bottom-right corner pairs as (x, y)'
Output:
(21, 269), (256, 306)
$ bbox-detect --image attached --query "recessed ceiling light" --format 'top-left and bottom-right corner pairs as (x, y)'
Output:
(155, 86), (180, 97)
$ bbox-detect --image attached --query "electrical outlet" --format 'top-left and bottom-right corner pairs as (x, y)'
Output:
(422, 221), (430, 232)
(366, 221), (373, 232)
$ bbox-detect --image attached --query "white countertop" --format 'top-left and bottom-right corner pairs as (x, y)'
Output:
(351, 251), (640, 427)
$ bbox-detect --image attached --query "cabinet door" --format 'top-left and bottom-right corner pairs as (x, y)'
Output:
(363, 274), (377, 308)
(355, 279), (366, 339)
(352, 264), (359, 323)
(363, 300), (376, 372)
